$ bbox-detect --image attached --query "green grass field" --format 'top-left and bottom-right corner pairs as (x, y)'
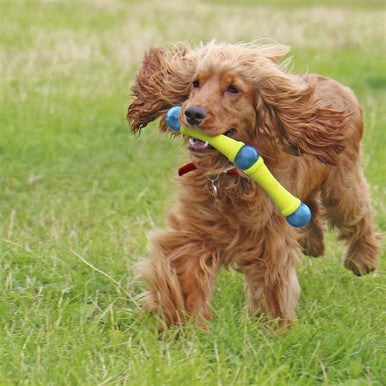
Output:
(1, 1), (385, 384)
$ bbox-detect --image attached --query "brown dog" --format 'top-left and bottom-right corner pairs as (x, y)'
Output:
(127, 42), (379, 328)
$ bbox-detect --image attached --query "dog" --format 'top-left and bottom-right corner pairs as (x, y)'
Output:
(127, 42), (379, 328)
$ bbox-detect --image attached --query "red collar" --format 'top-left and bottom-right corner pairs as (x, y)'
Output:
(178, 162), (238, 177)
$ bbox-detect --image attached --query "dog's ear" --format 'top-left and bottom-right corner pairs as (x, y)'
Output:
(257, 43), (290, 63)
(127, 43), (195, 133)
(254, 60), (349, 165)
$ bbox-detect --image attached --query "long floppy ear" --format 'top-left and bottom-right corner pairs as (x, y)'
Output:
(255, 43), (290, 63)
(127, 43), (195, 133)
(254, 52), (349, 165)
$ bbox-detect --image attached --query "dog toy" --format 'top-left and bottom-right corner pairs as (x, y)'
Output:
(166, 106), (311, 228)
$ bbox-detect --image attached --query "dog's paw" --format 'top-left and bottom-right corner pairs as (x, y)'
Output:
(344, 257), (378, 276)
(300, 238), (325, 258)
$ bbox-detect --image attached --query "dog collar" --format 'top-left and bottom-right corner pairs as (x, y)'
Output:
(178, 162), (239, 198)
(178, 162), (238, 177)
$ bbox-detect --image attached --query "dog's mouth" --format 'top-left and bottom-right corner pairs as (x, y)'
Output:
(188, 129), (236, 153)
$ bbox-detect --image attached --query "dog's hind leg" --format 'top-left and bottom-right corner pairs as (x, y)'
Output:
(322, 167), (380, 276)
(299, 191), (325, 258)
(139, 229), (219, 328)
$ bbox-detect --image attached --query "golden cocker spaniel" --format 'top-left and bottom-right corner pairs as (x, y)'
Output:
(127, 42), (379, 328)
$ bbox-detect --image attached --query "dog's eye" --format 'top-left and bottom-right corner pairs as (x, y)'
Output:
(192, 80), (200, 89)
(227, 85), (239, 94)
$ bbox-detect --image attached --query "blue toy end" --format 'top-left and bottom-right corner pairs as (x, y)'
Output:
(286, 203), (311, 228)
(234, 145), (259, 170)
(166, 106), (182, 131)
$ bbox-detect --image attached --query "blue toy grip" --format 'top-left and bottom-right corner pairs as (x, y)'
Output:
(166, 106), (182, 131)
(286, 203), (311, 228)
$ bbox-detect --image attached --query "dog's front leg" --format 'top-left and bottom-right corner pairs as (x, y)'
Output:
(243, 229), (301, 327)
(139, 229), (219, 329)
(245, 263), (300, 327)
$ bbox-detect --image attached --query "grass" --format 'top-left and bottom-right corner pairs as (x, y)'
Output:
(0, 0), (385, 384)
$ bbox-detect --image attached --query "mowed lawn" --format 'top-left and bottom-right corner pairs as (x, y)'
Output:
(0, 0), (385, 384)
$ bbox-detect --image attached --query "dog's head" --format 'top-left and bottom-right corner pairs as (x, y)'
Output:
(128, 42), (348, 169)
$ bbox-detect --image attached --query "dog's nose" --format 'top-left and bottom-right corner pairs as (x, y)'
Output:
(184, 106), (207, 126)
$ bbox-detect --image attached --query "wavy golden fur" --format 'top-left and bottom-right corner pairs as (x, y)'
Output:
(127, 42), (380, 328)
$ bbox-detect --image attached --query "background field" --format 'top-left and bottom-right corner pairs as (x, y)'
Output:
(0, 0), (385, 384)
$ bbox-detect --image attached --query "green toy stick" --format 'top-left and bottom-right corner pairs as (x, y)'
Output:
(166, 106), (311, 227)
